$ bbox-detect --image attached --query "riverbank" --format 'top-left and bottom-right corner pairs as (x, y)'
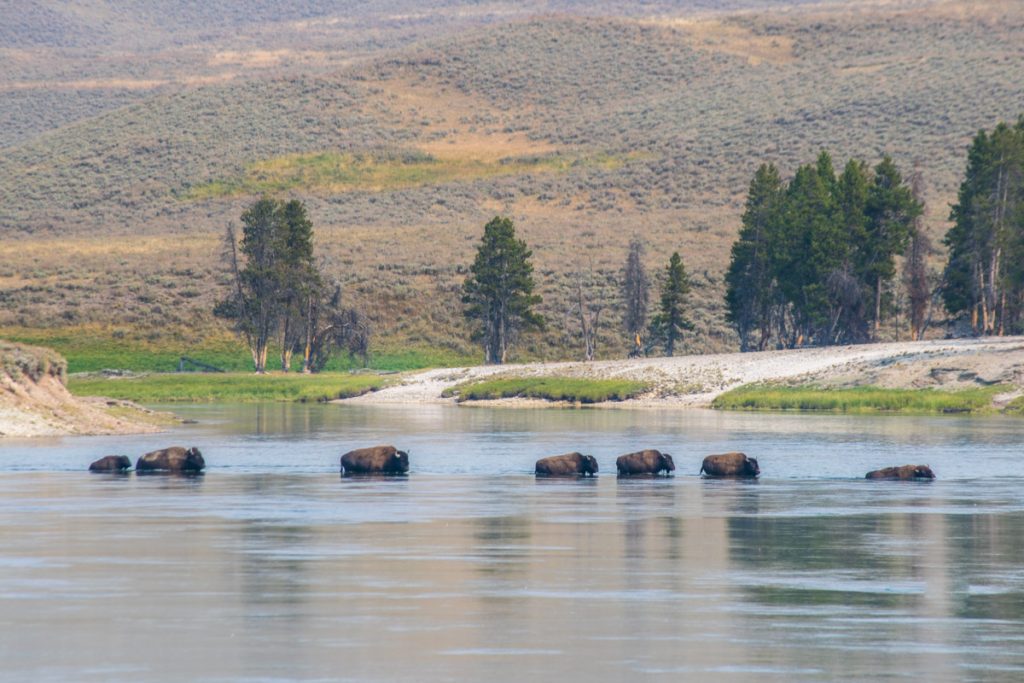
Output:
(0, 341), (175, 437)
(68, 371), (387, 404)
(340, 337), (1024, 410)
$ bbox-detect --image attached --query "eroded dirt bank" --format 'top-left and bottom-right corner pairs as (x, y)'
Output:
(0, 341), (169, 437)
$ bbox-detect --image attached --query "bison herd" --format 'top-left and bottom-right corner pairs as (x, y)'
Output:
(89, 447), (205, 474)
(88, 444), (935, 481)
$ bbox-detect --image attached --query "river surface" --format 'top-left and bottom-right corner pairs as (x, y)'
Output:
(2, 404), (1024, 682)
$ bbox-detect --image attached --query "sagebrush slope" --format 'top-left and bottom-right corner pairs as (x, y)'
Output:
(2, 2), (1022, 365)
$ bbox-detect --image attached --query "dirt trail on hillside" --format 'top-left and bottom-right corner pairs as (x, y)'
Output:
(342, 337), (1024, 408)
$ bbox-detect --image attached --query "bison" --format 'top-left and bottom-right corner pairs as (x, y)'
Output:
(136, 446), (205, 474)
(616, 449), (675, 476)
(88, 455), (132, 473)
(865, 464), (935, 481)
(700, 452), (760, 478)
(535, 452), (599, 477)
(340, 445), (409, 475)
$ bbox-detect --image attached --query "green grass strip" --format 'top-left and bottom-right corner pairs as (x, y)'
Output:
(182, 150), (637, 200)
(2, 328), (475, 374)
(712, 384), (1008, 415)
(68, 372), (389, 403)
(443, 376), (650, 404)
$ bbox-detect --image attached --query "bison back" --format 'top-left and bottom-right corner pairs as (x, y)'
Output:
(616, 449), (668, 475)
(341, 445), (409, 474)
(89, 455), (132, 472)
(136, 446), (205, 473)
(700, 452), (758, 477)
(535, 452), (593, 476)
(866, 464), (934, 480)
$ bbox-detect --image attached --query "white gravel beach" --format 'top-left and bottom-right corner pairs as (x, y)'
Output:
(341, 336), (1024, 407)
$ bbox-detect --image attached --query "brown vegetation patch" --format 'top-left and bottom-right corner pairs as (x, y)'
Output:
(640, 17), (796, 66)
(0, 73), (239, 92)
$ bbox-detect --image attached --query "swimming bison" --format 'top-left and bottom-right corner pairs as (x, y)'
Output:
(700, 452), (760, 478)
(616, 449), (675, 476)
(340, 445), (409, 475)
(136, 446), (205, 474)
(88, 455), (132, 473)
(865, 464), (935, 480)
(535, 452), (599, 477)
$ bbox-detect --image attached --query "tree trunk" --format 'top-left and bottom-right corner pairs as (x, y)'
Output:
(874, 275), (882, 335)
(978, 264), (988, 335)
(999, 291), (1007, 336)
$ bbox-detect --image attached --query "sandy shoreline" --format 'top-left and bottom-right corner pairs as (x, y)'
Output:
(0, 341), (175, 438)
(340, 337), (1024, 408)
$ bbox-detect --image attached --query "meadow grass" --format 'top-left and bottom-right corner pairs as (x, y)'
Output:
(68, 372), (390, 403)
(712, 384), (1008, 415)
(1002, 395), (1024, 415)
(184, 149), (633, 199)
(443, 376), (650, 404)
(1, 326), (474, 374)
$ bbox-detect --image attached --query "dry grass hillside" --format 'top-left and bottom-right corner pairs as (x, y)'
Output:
(1, 0), (1022, 367)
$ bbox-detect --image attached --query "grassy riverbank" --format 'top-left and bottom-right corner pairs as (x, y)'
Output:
(68, 372), (390, 403)
(712, 384), (1008, 415)
(0, 325), (475, 374)
(442, 376), (650, 404)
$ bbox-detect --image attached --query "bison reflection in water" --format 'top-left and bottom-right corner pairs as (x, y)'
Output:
(136, 447), (205, 474)
(534, 452), (599, 477)
(340, 445), (410, 475)
(865, 464), (935, 480)
(616, 449), (675, 476)
(700, 452), (760, 478)
(88, 455), (132, 473)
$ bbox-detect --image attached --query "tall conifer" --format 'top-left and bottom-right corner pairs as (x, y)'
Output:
(462, 216), (544, 364)
(649, 252), (692, 357)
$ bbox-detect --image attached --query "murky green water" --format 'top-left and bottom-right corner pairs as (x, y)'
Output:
(2, 405), (1023, 681)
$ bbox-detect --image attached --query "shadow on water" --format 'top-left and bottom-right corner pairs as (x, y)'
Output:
(338, 473), (411, 482)
(133, 472), (207, 492)
(532, 474), (599, 486)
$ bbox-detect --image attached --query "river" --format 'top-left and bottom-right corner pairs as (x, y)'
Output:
(2, 404), (1023, 682)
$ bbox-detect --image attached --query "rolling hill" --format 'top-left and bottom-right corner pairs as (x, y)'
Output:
(1, 0), (1022, 369)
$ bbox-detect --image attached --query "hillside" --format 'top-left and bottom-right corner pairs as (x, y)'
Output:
(1, 0), (1023, 368)
(0, 340), (168, 436)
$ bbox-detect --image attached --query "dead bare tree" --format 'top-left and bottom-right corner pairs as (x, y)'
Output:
(302, 282), (372, 372)
(573, 273), (603, 361)
(621, 237), (649, 357)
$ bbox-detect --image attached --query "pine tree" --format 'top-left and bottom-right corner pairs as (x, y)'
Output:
(277, 199), (320, 372)
(773, 153), (844, 344)
(216, 197), (283, 373)
(943, 119), (1024, 334)
(216, 198), (364, 373)
(862, 156), (921, 335)
(649, 252), (692, 357)
(462, 216), (544, 364)
(621, 237), (649, 356)
(725, 163), (783, 351)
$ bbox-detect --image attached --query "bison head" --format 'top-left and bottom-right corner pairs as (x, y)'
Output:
(183, 447), (206, 471)
(581, 455), (599, 475)
(393, 450), (410, 473)
(745, 457), (761, 477)
(660, 453), (676, 473)
(913, 465), (934, 479)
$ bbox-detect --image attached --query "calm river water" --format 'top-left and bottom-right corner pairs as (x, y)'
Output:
(2, 404), (1024, 682)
